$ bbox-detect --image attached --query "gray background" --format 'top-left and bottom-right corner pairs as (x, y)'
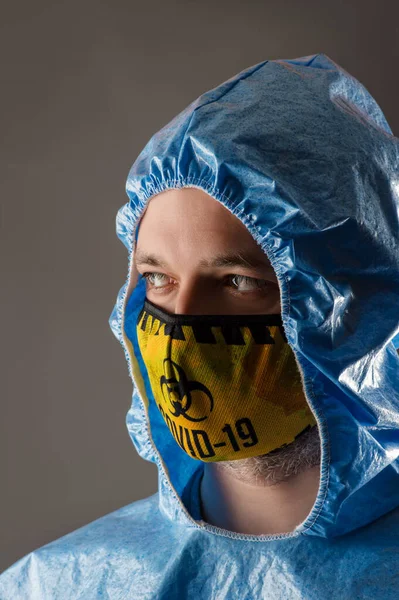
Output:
(1, 0), (398, 573)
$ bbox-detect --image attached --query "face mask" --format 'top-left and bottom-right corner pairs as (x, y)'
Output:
(135, 298), (317, 462)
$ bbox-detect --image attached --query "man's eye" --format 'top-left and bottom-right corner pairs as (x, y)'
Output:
(228, 275), (269, 292)
(141, 272), (270, 293)
(142, 272), (171, 288)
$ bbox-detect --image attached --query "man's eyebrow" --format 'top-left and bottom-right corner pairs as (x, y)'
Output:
(134, 250), (273, 270)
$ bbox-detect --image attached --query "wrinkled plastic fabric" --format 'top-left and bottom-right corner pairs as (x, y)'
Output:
(1, 53), (399, 599)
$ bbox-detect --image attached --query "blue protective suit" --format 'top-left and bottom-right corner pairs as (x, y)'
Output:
(1, 53), (399, 599)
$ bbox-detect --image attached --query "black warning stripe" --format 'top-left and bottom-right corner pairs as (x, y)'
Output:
(137, 308), (285, 345)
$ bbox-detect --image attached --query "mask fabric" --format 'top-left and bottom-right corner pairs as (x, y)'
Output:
(135, 298), (317, 462)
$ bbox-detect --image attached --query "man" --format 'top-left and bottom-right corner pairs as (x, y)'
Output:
(1, 52), (398, 598)
(134, 186), (322, 536)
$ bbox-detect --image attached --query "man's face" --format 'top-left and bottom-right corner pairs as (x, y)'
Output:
(134, 187), (320, 483)
(134, 188), (281, 315)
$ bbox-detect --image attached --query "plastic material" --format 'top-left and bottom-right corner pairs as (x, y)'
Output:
(1, 53), (399, 599)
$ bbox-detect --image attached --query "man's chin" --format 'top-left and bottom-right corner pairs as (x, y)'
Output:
(215, 425), (321, 486)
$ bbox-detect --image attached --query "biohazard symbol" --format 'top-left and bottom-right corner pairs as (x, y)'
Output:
(160, 358), (214, 422)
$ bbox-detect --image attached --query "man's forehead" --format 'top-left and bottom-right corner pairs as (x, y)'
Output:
(135, 188), (275, 273)
(140, 188), (248, 229)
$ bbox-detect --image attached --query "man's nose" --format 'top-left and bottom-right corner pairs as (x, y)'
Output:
(174, 282), (216, 315)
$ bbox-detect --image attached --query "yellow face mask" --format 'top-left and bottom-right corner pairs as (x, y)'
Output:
(136, 298), (317, 462)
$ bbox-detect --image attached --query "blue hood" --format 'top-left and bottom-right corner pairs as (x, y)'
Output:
(109, 52), (399, 541)
(2, 52), (399, 600)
